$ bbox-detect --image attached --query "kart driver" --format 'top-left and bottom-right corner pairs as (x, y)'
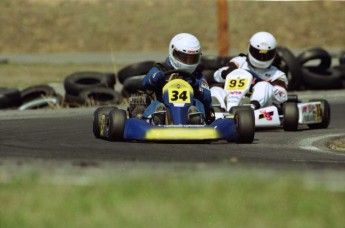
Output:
(211, 31), (288, 111)
(142, 33), (214, 125)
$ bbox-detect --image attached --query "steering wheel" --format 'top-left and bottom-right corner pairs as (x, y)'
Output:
(164, 69), (197, 85)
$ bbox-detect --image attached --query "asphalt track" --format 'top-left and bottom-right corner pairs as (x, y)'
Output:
(0, 90), (344, 170)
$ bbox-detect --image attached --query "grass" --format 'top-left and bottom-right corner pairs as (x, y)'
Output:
(1, 168), (344, 228)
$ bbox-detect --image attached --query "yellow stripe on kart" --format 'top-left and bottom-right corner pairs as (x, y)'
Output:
(146, 128), (219, 140)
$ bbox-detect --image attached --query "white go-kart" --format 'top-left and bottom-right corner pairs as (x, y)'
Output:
(211, 69), (330, 131)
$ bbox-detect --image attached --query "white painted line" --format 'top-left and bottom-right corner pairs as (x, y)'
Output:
(299, 133), (345, 156)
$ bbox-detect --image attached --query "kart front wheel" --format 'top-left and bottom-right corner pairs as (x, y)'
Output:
(93, 106), (117, 138)
(283, 102), (299, 131)
(108, 109), (127, 141)
(307, 99), (331, 129)
(235, 109), (255, 144)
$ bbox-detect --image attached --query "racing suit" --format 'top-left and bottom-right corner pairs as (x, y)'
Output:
(212, 55), (288, 111)
(142, 57), (213, 122)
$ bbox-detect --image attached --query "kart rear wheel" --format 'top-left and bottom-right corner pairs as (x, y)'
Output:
(235, 109), (255, 144)
(282, 102), (299, 131)
(307, 99), (331, 129)
(108, 109), (127, 141)
(229, 105), (253, 115)
(93, 106), (117, 138)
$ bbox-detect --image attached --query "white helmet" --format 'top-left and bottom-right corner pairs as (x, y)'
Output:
(169, 33), (202, 73)
(248, 31), (277, 69)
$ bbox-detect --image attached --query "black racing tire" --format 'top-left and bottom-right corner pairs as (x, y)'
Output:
(122, 75), (145, 94)
(202, 69), (216, 84)
(103, 72), (116, 88)
(301, 66), (343, 90)
(108, 109), (127, 141)
(199, 55), (233, 71)
(234, 109), (255, 144)
(333, 65), (345, 80)
(20, 84), (57, 104)
(282, 102), (299, 131)
(79, 87), (122, 106)
(64, 71), (110, 96)
(307, 99), (331, 129)
(118, 61), (155, 84)
(64, 93), (84, 107)
(18, 95), (63, 110)
(120, 87), (131, 98)
(93, 106), (118, 138)
(0, 87), (22, 109)
(297, 47), (332, 69)
(273, 46), (303, 91)
(339, 50), (345, 65)
(200, 55), (223, 71)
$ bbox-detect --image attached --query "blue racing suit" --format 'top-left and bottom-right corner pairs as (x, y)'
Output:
(142, 57), (213, 121)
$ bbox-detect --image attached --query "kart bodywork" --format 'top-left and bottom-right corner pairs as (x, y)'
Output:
(93, 70), (255, 143)
(211, 69), (330, 131)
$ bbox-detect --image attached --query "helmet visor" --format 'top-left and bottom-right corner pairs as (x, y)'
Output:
(249, 46), (276, 61)
(173, 49), (201, 65)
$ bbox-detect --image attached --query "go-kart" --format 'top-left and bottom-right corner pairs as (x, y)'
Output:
(211, 69), (331, 131)
(93, 69), (255, 143)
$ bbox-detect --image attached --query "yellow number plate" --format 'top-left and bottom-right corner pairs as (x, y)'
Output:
(168, 88), (190, 103)
(225, 78), (249, 90)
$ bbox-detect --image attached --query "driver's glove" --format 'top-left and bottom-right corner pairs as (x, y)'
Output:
(205, 107), (215, 124)
(149, 70), (165, 86)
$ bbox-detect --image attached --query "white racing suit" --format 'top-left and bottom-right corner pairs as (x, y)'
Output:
(212, 56), (288, 111)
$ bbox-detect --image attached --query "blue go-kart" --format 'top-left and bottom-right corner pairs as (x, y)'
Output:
(93, 69), (255, 143)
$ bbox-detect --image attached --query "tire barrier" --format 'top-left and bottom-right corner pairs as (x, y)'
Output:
(80, 87), (122, 106)
(118, 61), (155, 84)
(65, 87), (122, 107)
(202, 69), (217, 85)
(63, 71), (120, 107)
(301, 66), (343, 90)
(297, 47), (332, 69)
(122, 75), (145, 95)
(339, 50), (345, 65)
(64, 71), (114, 96)
(298, 47), (344, 90)
(0, 87), (22, 109)
(20, 84), (57, 104)
(333, 65), (345, 80)
(200, 55), (232, 71)
(18, 84), (63, 110)
(18, 95), (63, 111)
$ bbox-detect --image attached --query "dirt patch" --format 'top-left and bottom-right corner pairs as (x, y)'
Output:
(328, 136), (345, 152)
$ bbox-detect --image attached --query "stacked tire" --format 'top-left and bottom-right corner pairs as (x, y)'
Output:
(0, 87), (22, 109)
(64, 71), (122, 107)
(117, 61), (155, 98)
(297, 47), (344, 90)
(18, 84), (62, 110)
(0, 85), (62, 110)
